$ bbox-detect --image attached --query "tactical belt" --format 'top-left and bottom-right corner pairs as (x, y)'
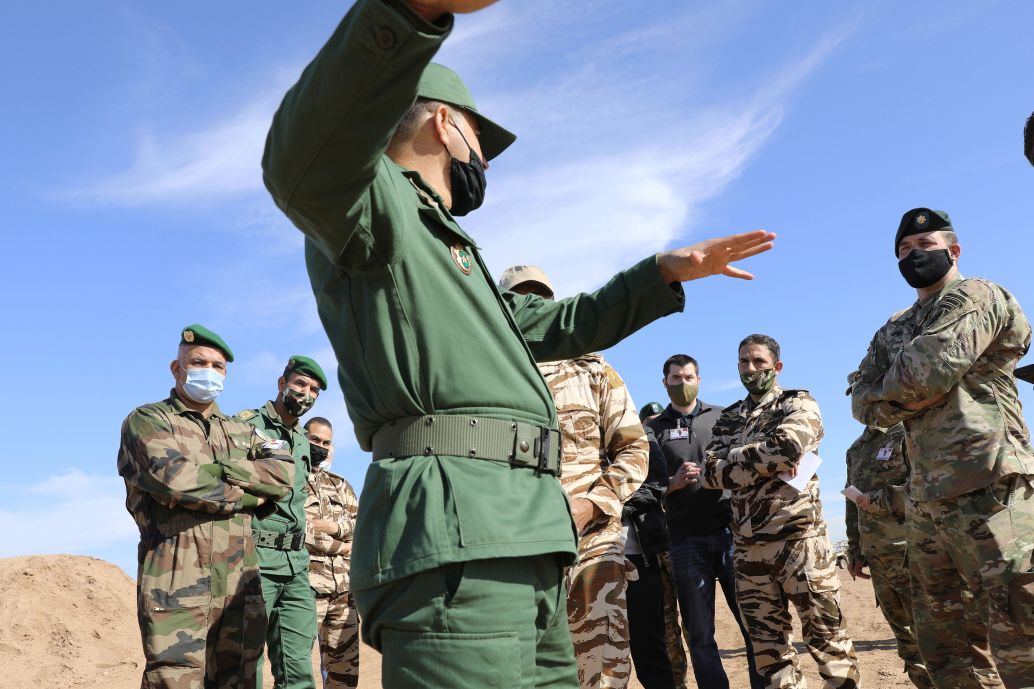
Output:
(253, 529), (305, 551)
(371, 414), (562, 476)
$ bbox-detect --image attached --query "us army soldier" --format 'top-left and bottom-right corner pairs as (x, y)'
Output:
(502, 265), (647, 689)
(303, 417), (360, 689)
(689, 334), (860, 689)
(843, 417), (934, 689)
(117, 324), (296, 689)
(236, 355), (328, 689)
(851, 208), (1034, 689)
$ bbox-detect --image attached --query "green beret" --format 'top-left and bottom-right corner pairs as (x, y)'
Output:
(416, 63), (516, 161)
(285, 355), (328, 390)
(638, 402), (665, 422)
(894, 208), (952, 255)
(180, 324), (234, 362)
(1016, 363), (1034, 386)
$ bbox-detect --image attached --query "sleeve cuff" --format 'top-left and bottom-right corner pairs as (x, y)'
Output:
(382, 0), (453, 35)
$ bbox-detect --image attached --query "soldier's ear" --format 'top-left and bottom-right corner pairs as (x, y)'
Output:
(169, 359), (181, 380)
(950, 243), (962, 261)
(774, 361), (784, 374)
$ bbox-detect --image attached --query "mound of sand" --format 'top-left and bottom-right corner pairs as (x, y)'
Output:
(0, 555), (912, 688)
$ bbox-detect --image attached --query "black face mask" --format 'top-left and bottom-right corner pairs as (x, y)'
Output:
(447, 122), (486, 217)
(898, 248), (954, 288)
(310, 444), (329, 466)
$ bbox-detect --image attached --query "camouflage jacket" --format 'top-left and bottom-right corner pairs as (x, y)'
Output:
(852, 276), (1034, 500)
(305, 465), (359, 595)
(698, 384), (827, 545)
(117, 392), (295, 556)
(845, 424), (908, 566)
(538, 354), (648, 562)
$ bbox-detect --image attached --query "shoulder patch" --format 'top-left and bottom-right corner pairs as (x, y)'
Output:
(779, 388), (809, 399)
(235, 409), (258, 421)
(889, 306), (911, 322)
(604, 365), (625, 389)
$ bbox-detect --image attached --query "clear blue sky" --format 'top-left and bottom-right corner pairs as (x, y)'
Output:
(2, 1), (1033, 577)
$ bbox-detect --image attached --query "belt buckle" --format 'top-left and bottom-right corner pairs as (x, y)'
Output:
(292, 533), (303, 550)
(536, 426), (558, 475)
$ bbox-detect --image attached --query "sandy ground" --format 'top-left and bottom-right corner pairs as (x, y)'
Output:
(0, 554), (912, 688)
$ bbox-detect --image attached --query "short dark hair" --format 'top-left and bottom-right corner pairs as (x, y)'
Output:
(304, 417), (333, 432)
(663, 354), (699, 377)
(1025, 111), (1034, 167)
(739, 334), (780, 362)
(390, 98), (450, 148)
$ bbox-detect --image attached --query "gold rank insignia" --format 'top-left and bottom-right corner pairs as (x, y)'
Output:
(183, 329), (195, 343)
(915, 214), (927, 226)
(451, 243), (473, 275)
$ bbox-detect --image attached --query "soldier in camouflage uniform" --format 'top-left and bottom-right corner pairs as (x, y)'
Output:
(689, 334), (860, 689)
(502, 266), (648, 689)
(843, 419), (935, 689)
(851, 208), (1034, 689)
(117, 324), (296, 689)
(303, 417), (360, 689)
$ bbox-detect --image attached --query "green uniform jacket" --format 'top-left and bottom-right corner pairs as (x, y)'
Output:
(844, 424), (908, 568)
(236, 402), (312, 576)
(262, 0), (685, 589)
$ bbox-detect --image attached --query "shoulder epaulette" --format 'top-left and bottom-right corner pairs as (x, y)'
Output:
(779, 388), (809, 400)
(720, 400), (742, 413)
(235, 409), (259, 421)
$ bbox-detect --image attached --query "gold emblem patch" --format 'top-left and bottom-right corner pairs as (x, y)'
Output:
(451, 243), (473, 275)
(915, 214), (927, 226)
(183, 329), (195, 343)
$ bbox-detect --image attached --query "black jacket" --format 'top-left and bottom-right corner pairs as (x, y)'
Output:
(622, 427), (671, 557)
(646, 401), (731, 540)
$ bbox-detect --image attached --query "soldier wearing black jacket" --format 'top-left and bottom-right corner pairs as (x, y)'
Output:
(646, 355), (763, 689)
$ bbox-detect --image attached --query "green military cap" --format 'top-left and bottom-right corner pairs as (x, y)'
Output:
(417, 63), (516, 161)
(1016, 363), (1034, 386)
(180, 324), (234, 362)
(285, 355), (328, 390)
(894, 208), (953, 255)
(1024, 111), (1034, 166)
(639, 402), (664, 421)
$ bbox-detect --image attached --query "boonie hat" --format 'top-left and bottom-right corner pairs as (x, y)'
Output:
(498, 265), (555, 298)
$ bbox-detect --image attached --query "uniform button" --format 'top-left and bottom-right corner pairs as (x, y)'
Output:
(519, 441), (530, 453)
(374, 27), (396, 50)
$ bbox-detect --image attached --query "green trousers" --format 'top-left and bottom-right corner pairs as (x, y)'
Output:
(355, 555), (580, 689)
(257, 570), (318, 689)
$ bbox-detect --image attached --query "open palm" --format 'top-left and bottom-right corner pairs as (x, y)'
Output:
(659, 230), (776, 283)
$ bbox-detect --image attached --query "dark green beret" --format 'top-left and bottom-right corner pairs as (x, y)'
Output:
(285, 355), (328, 390)
(180, 324), (234, 362)
(894, 208), (952, 255)
(416, 63), (516, 161)
(1016, 363), (1034, 385)
(638, 402), (665, 421)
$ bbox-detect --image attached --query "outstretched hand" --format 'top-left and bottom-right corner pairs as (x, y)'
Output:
(406, 0), (499, 21)
(657, 230), (776, 283)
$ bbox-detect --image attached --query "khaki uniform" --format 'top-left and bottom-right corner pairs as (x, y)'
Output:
(699, 384), (860, 689)
(117, 393), (295, 689)
(305, 466), (360, 688)
(539, 354), (648, 689)
(853, 276), (1034, 689)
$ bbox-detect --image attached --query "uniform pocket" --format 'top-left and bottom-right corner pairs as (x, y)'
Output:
(1007, 570), (1034, 635)
(381, 628), (521, 689)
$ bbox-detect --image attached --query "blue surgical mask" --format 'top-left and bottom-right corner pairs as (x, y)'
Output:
(182, 367), (225, 403)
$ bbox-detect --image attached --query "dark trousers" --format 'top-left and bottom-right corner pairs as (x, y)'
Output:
(669, 527), (764, 689)
(627, 553), (679, 689)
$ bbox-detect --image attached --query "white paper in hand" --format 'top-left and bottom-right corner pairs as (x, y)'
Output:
(778, 451), (822, 492)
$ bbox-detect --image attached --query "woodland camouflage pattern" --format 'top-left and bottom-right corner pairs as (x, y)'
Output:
(538, 353), (647, 689)
(699, 384), (860, 689)
(844, 425), (934, 689)
(852, 275), (1034, 687)
(305, 466), (360, 688)
(117, 393), (295, 689)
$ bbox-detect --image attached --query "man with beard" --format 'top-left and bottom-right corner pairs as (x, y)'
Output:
(237, 356), (329, 689)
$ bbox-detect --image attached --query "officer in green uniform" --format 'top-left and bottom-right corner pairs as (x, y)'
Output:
(236, 356), (328, 689)
(261, 1), (775, 687)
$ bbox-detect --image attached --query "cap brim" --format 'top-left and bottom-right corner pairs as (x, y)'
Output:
(472, 112), (516, 161)
(1016, 363), (1034, 384)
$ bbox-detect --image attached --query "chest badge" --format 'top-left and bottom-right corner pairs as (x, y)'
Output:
(876, 445), (893, 461)
(451, 243), (473, 275)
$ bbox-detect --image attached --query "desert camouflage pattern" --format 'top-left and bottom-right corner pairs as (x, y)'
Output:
(698, 385), (827, 544)
(909, 477), (1034, 689)
(698, 384), (858, 688)
(734, 536), (860, 689)
(539, 354), (647, 689)
(313, 592), (359, 689)
(305, 466), (359, 688)
(850, 276), (1034, 501)
(566, 556), (636, 689)
(844, 424), (909, 564)
(657, 550), (691, 689)
(117, 392), (295, 689)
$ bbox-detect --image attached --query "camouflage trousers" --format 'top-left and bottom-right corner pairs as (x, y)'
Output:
(314, 592), (359, 689)
(658, 551), (691, 689)
(865, 548), (934, 689)
(733, 535), (860, 689)
(567, 554), (636, 689)
(136, 536), (267, 689)
(908, 474), (1034, 689)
